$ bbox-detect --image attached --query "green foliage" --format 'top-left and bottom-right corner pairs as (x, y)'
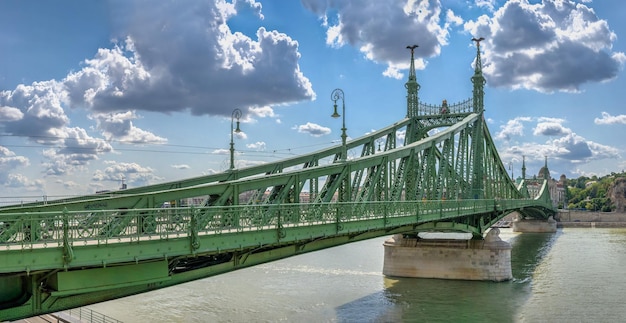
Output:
(566, 172), (623, 212)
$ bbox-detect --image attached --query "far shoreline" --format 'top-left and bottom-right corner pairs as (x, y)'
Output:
(556, 210), (626, 228)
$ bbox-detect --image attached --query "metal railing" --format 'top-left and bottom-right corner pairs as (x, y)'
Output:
(0, 198), (549, 249)
(62, 307), (123, 323)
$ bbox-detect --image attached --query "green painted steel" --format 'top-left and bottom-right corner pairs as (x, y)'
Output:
(0, 40), (555, 321)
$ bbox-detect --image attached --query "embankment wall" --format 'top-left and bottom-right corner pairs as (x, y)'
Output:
(555, 210), (626, 228)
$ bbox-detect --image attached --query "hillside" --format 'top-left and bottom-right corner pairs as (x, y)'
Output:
(566, 172), (626, 212)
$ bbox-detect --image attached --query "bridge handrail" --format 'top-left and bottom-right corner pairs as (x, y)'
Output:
(0, 198), (545, 251)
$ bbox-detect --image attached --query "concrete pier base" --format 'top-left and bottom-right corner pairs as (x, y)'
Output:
(382, 229), (512, 282)
(512, 215), (557, 233)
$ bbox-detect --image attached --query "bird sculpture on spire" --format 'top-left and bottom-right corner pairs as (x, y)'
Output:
(406, 44), (418, 55)
(472, 37), (484, 46)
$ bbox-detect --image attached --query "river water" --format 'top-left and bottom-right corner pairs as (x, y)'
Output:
(88, 228), (626, 322)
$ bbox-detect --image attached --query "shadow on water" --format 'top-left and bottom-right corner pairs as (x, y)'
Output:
(335, 231), (560, 323)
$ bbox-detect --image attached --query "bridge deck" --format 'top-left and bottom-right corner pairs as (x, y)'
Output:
(0, 198), (550, 274)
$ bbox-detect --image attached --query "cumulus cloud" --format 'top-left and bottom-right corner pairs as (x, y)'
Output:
(495, 117), (532, 141)
(475, 0), (497, 11)
(594, 112), (626, 125)
(294, 122), (331, 137)
(496, 115), (620, 174)
(246, 141), (267, 151)
(0, 81), (70, 141)
(550, 133), (619, 162)
(171, 164), (190, 170)
(234, 131), (248, 140)
(0, 146), (30, 185)
(90, 111), (167, 144)
(0, 0), (315, 180)
(5, 173), (43, 190)
(501, 136), (618, 172)
(302, 0), (453, 79)
(248, 106), (276, 118)
(212, 148), (229, 155)
(40, 127), (113, 175)
(533, 120), (571, 137)
(92, 161), (163, 187)
(95, 0), (315, 116)
(0, 106), (23, 121)
(464, 0), (625, 92)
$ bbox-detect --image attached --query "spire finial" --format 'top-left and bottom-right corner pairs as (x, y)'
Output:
(406, 44), (419, 83)
(471, 37), (486, 112)
(471, 37), (485, 74)
(405, 44), (420, 118)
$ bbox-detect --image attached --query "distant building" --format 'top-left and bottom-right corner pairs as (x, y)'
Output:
(525, 157), (567, 208)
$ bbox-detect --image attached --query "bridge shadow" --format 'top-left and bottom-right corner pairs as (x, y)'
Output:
(335, 230), (561, 322)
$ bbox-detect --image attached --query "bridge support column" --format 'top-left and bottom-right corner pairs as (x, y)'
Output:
(382, 229), (512, 282)
(512, 215), (557, 233)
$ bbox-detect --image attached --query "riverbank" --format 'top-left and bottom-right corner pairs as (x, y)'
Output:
(558, 221), (626, 228)
(556, 210), (626, 228)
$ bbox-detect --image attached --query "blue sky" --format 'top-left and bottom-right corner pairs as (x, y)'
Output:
(1, 0), (625, 201)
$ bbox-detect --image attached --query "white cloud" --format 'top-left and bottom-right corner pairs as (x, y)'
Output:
(594, 112), (626, 125)
(0, 146), (30, 185)
(5, 173), (43, 189)
(0, 0), (316, 182)
(0, 81), (70, 141)
(61, 180), (81, 190)
(171, 164), (190, 170)
(248, 106), (276, 118)
(495, 117), (532, 141)
(294, 122), (331, 137)
(234, 131), (248, 140)
(212, 148), (229, 155)
(474, 0), (496, 11)
(0, 105), (24, 121)
(302, 0), (451, 78)
(496, 115), (620, 175)
(36, 127), (114, 176)
(533, 121), (571, 137)
(92, 161), (162, 187)
(82, 1), (316, 116)
(246, 141), (266, 151)
(445, 9), (464, 27)
(549, 132), (619, 162)
(90, 111), (167, 144)
(464, 0), (625, 92)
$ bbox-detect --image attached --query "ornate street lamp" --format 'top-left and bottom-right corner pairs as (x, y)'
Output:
(331, 88), (347, 161)
(230, 108), (242, 170)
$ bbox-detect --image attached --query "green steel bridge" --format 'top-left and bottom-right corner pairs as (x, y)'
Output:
(0, 40), (555, 321)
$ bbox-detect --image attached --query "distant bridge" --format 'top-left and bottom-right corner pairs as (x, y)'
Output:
(0, 41), (555, 321)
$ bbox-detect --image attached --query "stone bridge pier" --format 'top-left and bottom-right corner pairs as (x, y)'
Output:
(382, 228), (512, 282)
(512, 215), (557, 233)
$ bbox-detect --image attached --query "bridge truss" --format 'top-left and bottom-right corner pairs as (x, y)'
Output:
(0, 41), (555, 320)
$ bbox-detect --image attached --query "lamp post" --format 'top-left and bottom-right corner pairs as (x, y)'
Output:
(331, 88), (347, 161)
(230, 108), (242, 170)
